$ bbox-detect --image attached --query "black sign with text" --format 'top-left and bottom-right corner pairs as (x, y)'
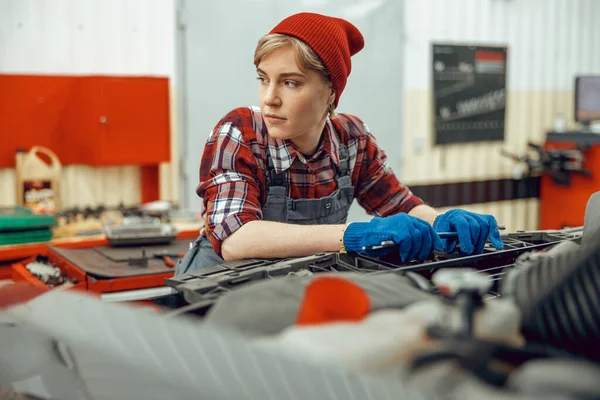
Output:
(433, 44), (507, 144)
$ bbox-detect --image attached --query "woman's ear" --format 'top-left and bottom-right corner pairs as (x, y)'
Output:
(328, 89), (336, 107)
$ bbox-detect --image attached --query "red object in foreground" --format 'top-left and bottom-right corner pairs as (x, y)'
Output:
(0, 282), (49, 309)
(296, 276), (371, 326)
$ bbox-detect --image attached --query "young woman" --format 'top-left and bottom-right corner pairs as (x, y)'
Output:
(176, 12), (503, 275)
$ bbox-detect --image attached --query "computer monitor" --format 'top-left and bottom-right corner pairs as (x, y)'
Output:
(575, 75), (600, 128)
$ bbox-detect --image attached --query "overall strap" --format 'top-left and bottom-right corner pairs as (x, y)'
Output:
(336, 144), (350, 177)
(265, 147), (287, 188)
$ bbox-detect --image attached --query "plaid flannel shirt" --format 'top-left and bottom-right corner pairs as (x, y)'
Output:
(198, 106), (423, 256)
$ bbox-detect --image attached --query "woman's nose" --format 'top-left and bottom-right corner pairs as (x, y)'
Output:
(262, 83), (281, 107)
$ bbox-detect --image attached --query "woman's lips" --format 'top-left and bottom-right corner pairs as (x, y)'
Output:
(265, 114), (286, 124)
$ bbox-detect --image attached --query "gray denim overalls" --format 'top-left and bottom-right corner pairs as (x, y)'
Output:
(175, 144), (355, 275)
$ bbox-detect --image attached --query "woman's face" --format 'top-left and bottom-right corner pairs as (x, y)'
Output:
(257, 46), (335, 154)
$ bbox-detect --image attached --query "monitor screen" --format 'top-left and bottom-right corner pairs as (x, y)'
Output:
(575, 75), (600, 122)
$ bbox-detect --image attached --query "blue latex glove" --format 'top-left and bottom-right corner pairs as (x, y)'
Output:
(433, 209), (504, 255)
(343, 213), (443, 262)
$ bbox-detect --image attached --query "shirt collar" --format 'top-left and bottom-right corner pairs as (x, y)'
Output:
(265, 117), (340, 174)
(322, 118), (341, 166)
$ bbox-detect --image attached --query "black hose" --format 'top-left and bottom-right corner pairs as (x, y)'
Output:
(501, 240), (600, 362)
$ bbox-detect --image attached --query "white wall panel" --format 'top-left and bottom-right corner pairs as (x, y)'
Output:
(0, 0), (175, 77)
(404, 0), (600, 91)
(0, 0), (178, 208)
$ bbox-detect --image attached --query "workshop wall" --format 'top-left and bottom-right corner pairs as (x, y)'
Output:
(402, 0), (600, 231)
(0, 0), (178, 208)
(3, 0), (598, 233)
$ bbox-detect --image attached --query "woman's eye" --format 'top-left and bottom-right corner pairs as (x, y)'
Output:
(284, 81), (298, 88)
(256, 76), (266, 83)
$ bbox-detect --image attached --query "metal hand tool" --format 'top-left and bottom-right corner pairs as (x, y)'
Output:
(362, 225), (506, 252)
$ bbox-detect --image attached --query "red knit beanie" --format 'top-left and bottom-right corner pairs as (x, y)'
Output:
(269, 12), (364, 107)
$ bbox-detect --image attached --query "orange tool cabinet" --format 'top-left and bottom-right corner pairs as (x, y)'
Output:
(55, 76), (171, 166)
(539, 132), (600, 230)
(0, 243), (47, 280)
(1, 74), (170, 168)
(0, 237), (107, 280)
(12, 248), (88, 293)
(1, 74), (171, 202)
(6, 230), (198, 299)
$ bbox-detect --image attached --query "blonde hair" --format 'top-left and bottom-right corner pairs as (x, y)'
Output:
(254, 33), (335, 117)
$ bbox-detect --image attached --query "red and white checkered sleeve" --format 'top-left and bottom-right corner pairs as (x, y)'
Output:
(197, 112), (264, 257)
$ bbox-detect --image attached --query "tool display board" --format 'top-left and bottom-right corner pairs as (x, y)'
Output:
(432, 44), (508, 144)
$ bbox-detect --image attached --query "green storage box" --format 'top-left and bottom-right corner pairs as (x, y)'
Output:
(0, 228), (53, 245)
(0, 206), (56, 231)
(0, 207), (56, 245)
